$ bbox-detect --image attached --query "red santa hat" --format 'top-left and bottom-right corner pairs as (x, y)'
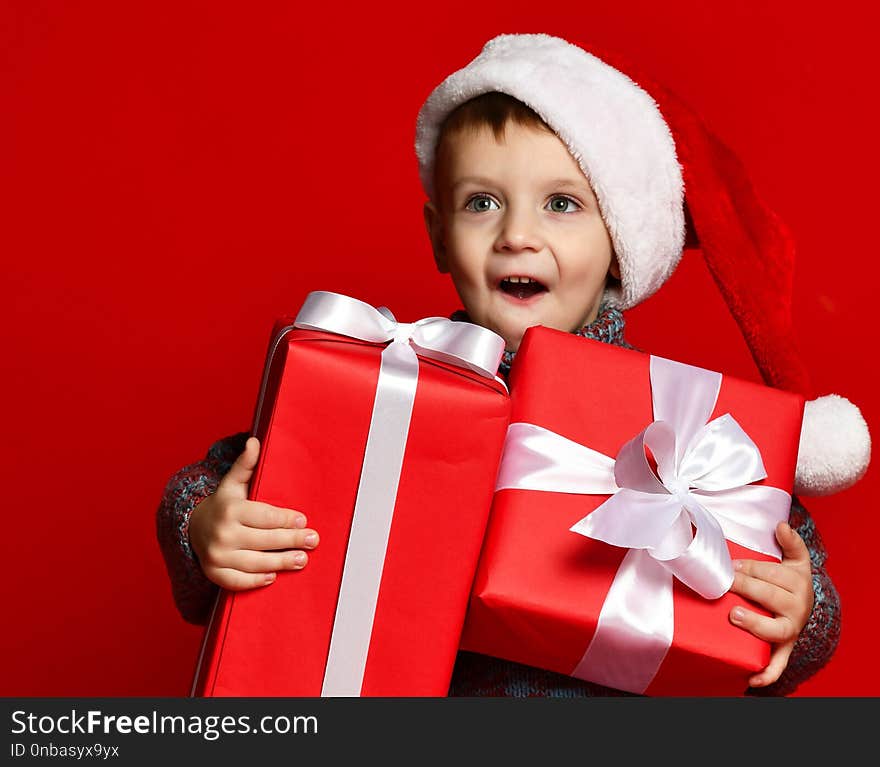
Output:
(415, 33), (871, 497)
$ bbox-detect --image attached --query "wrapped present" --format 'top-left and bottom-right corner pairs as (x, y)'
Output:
(460, 325), (804, 696)
(192, 291), (510, 697)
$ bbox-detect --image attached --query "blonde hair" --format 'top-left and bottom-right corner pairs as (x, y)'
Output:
(437, 91), (549, 140)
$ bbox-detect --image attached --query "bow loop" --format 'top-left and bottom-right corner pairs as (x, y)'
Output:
(613, 421), (673, 495)
(570, 488), (683, 550)
(680, 414), (768, 491)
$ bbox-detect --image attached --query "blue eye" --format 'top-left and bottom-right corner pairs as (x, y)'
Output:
(547, 196), (580, 213)
(465, 195), (500, 212)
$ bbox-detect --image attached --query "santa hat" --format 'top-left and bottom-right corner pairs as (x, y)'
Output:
(415, 33), (870, 497)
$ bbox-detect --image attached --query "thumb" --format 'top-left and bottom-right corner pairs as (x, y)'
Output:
(776, 521), (809, 565)
(219, 436), (261, 496)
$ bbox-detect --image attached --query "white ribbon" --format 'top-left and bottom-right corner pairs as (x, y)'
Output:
(495, 355), (791, 694)
(292, 291), (504, 696)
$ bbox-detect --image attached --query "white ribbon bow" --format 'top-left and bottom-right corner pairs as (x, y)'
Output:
(291, 291), (505, 696)
(495, 355), (791, 693)
(295, 290), (507, 381)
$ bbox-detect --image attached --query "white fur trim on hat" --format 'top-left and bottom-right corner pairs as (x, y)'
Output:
(415, 33), (685, 309)
(795, 394), (872, 496)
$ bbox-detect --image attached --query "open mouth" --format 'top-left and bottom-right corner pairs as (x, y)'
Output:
(499, 276), (548, 301)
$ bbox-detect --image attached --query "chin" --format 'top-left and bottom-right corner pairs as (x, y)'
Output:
(500, 328), (526, 353)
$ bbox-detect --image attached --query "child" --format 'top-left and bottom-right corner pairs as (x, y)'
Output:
(158, 33), (869, 696)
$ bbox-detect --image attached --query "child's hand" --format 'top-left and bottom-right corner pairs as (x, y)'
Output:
(727, 521), (813, 688)
(188, 436), (319, 591)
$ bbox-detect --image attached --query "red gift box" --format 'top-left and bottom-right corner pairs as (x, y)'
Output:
(192, 292), (510, 697)
(460, 325), (804, 696)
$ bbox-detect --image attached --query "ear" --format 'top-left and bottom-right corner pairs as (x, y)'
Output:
(609, 253), (621, 281)
(423, 201), (448, 273)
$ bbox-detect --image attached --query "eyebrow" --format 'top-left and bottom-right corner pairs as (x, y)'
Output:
(451, 176), (594, 195)
(543, 178), (595, 194)
(451, 176), (499, 190)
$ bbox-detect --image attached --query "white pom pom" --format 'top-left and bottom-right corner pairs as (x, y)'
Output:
(794, 394), (871, 496)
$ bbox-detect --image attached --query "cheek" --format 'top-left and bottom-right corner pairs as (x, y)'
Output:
(445, 237), (485, 282)
(449, 266), (485, 297)
(563, 231), (614, 280)
(573, 215), (612, 246)
(443, 255), (483, 302)
(448, 223), (479, 249)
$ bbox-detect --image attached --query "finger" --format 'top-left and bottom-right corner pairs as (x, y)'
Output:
(238, 526), (320, 552)
(732, 559), (802, 593)
(776, 522), (810, 566)
(220, 437), (261, 494)
(729, 604), (798, 644)
(238, 501), (307, 530)
(207, 567), (278, 592)
(729, 572), (795, 615)
(224, 548), (310, 574)
(748, 641), (795, 688)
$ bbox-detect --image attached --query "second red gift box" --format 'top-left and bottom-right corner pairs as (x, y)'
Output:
(460, 325), (805, 696)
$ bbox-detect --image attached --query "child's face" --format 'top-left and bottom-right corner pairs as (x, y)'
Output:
(425, 121), (618, 352)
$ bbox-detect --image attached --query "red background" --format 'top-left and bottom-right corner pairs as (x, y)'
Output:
(2, 1), (877, 696)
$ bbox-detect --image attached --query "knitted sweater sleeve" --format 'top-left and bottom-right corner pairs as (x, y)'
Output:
(747, 494), (841, 696)
(155, 431), (250, 625)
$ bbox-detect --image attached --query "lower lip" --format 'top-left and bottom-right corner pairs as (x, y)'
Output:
(497, 286), (548, 306)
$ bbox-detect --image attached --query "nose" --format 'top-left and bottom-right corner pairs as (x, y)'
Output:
(494, 203), (543, 253)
